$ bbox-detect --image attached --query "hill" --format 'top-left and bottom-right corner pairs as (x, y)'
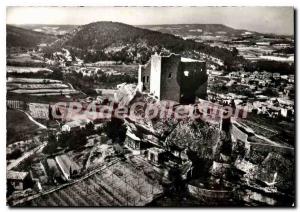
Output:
(44, 21), (244, 65)
(137, 24), (259, 38)
(12, 24), (77, 36)
(6, 25), (57, 48)
(52, 21), (192, 51)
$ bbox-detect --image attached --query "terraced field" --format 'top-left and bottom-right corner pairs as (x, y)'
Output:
(7, 77), (79, 96)
(7, 66), (53, 74)
(20, 161), (163, 207)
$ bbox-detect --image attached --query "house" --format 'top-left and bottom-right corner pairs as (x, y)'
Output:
(124, 128), (143, 150)
(283, 86), (294, 97)
(273, 73), (280, 79)
(55, 155), (80, 180)
(147, 147), (165, 164)
(288, 75), (295, 83)
(7, 170), (32, 190)
(61, 119), (91, 132)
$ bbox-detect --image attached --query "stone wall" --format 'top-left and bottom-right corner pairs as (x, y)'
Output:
(140, 63), (151, 91)
(150, 54), (162, 99)
(178, 61), (207, 103)
(160, 54), (181, 102)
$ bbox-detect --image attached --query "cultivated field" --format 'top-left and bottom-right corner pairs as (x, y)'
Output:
(21, 160), (163, 206)
(7, 52), (44, 64)
(7, 77), (62, 84)
(7, 66), (53, 74)
(28, 103), (49, 120)
(7, 77), (79, 96)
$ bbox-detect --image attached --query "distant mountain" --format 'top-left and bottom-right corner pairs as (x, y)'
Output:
(54, 21), (190, 51)
(13, 24), (77, 36)
(138, 24), (258, 38)
(45, 21), (243, 65)
(7, 25), (57, 48)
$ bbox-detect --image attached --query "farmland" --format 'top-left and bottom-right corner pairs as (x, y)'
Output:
(20, 160), (163, 207)
(7, 66), (53, 74)
(7, 77), (62, 83)
(7, 52), (46, 67)
(28, 103), (49, 120)
(7, 77), (79, 96)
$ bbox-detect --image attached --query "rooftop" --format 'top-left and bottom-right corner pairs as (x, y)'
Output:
(63, 119), (90, 128)
(7, 170), (28, 180)
(181, 57), (205, 63)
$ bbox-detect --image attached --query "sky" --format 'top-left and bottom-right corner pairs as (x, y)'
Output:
(6, 6), (294, 35)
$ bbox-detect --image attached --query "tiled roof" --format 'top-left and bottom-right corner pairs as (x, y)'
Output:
(7, 170), (28, 180)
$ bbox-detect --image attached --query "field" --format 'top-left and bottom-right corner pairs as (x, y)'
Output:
(7, 77), (79, 96)
(7, 92), (86, 105)
(6, 109), (42, 145)
(7, 52), (44, 64)
(28, 103), (49, 120)
(7, 77), (61, 83)
(11, 89), (79, 95)
(239, 113), (295, 146)
(20, 160), (163, 206)
(7, 66), (53, 74)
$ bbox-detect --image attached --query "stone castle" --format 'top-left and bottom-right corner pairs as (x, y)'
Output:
(138, 53), (208, 104)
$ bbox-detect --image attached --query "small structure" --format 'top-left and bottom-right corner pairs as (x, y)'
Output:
(55, 155), (80, 180)
(147, 147), (165, 164)
(61, 119), (91, 132)
(7, 170), (32, 190)
(46, 158), (62, 180)
(124, 130), (142, 150)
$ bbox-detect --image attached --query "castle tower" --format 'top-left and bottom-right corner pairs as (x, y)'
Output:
(139, 53), (207, 104)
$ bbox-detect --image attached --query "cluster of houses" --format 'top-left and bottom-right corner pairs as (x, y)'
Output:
(209, 70), (295, 120)
(7, 153), (81, 195)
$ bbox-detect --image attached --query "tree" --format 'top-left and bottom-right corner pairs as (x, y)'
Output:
(48, 105), (53, 120)
(85, 122), (95, 135)
(104, 118), (127, 144)
(43, 133), (58, 154)
(7, 148), (22, 160)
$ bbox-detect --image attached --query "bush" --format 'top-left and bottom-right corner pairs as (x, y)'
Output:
(7, 148), (22, 160)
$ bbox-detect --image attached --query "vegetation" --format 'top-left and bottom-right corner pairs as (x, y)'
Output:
(103, 117), (127, 144)
(244, 60), (294, 75)
(7, 148), (22, 160)
(43, 122), (103, 154)
(6, 25), (56, 48)
(43, 21), (245, 67)
(6, 109), (42, 145)
(64, 69), (137, 92)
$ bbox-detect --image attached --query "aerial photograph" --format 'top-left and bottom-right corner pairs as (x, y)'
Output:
(6, 6), (295, 207)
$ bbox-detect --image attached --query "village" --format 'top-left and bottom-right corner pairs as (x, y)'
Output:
(5, 6), (295, 207)
(6, 51), (295, 207)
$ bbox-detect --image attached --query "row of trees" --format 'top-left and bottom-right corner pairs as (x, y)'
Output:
(244, 60), (294, 75)
(63, 69), (137, 94)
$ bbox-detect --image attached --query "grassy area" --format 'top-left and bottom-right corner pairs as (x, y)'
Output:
(7, 92), (86, 104)
(240, 113), (295, 146)
(6, 109), (42, 145)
